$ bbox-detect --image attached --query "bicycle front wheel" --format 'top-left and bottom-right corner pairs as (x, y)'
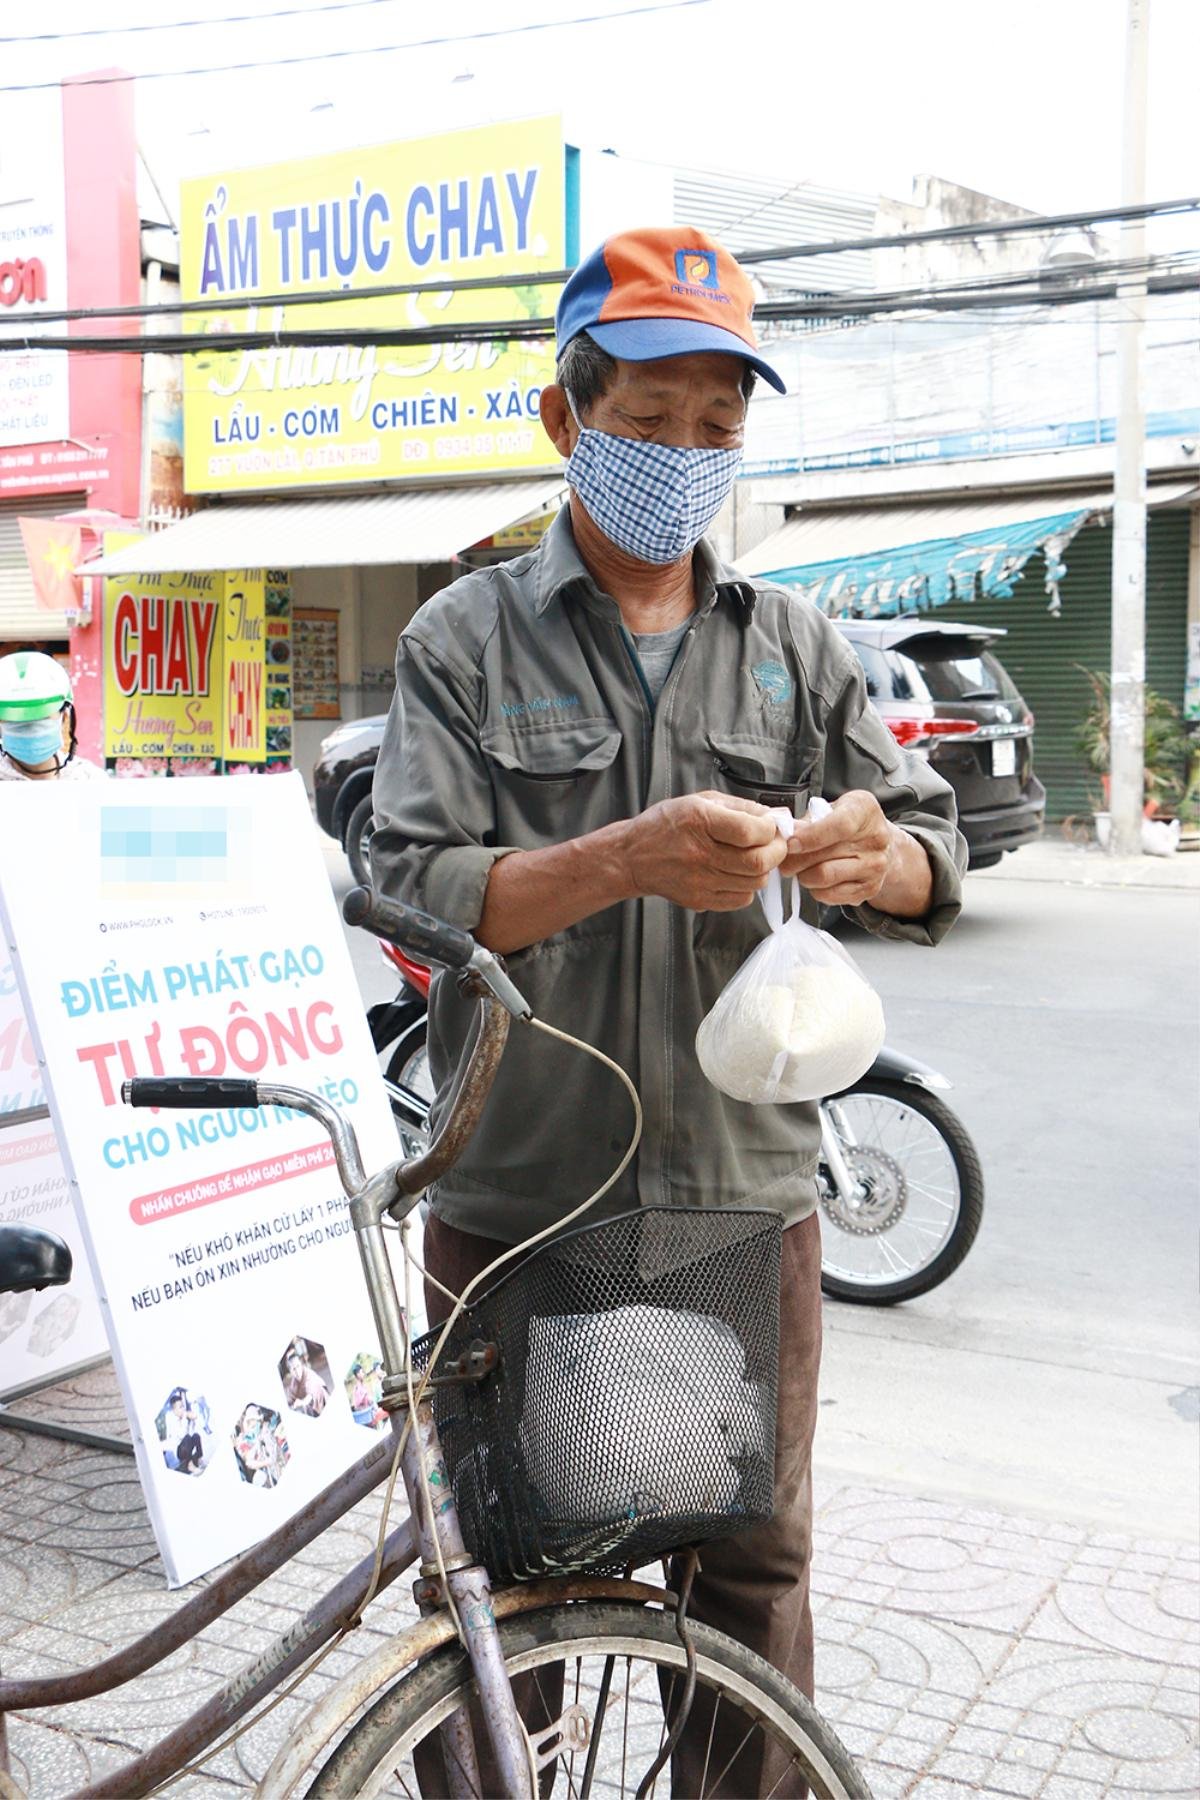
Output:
(308, 1600), (869, 1799)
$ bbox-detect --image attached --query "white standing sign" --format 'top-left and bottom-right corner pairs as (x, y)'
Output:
(0, 775), (401, 1584)
(0, 957), (106, 1397)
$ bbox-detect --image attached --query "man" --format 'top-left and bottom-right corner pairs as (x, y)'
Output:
(371, 225), (965, 1795)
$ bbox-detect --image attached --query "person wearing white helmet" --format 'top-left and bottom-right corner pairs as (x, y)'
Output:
(0, 650), (100, 781)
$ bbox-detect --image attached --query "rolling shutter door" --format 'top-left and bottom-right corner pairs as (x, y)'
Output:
(933, 510), (1191, 821)
(0, 492), (87, 645)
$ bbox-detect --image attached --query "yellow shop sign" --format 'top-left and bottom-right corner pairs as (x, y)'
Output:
(104, 571), (266, 765)
(181, 116), (567, 494)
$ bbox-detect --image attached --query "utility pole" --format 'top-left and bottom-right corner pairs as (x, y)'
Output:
(1109, 0), (1150, 856)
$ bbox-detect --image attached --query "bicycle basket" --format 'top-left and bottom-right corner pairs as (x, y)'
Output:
(410, 1207), (781, 1582)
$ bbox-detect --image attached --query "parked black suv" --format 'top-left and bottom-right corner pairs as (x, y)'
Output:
(313, 619), (1043, 877)
(834, 618), (1045, 868)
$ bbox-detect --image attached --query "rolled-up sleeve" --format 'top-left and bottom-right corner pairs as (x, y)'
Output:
(821, 656), (967, 945)
(369, 632), (516, 930)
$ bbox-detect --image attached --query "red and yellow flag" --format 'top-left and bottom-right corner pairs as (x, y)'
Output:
(18, 518), (83, 613)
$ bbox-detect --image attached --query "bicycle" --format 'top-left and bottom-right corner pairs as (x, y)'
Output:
(0, 887), (871, 1800)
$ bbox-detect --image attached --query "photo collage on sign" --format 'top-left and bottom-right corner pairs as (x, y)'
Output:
(148, 1324), (392, 1495)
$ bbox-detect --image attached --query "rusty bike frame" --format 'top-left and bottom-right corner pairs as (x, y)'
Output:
(0, 913), (664, 1800)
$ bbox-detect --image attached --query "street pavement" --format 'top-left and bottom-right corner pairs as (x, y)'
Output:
(0, 830), (1195, 1796)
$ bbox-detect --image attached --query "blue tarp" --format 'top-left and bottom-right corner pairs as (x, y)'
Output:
(760, 507), (1092, 616)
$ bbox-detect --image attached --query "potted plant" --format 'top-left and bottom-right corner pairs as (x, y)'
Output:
(1074, 666), (1190, 844)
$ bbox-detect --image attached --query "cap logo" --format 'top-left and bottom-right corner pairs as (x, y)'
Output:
(674, 248), (719, 289)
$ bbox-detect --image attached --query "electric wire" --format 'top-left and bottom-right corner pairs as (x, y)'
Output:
(7, 245), (1196, 353)
(735, 196), (1200, 265)
(1, 0), (413, 43)
(8, 267), (1196, 355)
(13, 196), (1199, 329)
(0, 0), (710, 91)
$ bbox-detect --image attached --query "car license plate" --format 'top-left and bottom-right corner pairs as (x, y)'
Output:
(992, 738), (1017, 777)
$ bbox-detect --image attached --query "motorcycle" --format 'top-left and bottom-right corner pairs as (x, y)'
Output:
(368, 942), (984, 1306)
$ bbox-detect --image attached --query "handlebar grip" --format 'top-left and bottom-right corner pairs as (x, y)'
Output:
(342, 886), (476, 971)
(123, 1078), (261, 1109)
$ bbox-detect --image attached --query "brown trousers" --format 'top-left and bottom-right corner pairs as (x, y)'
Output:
(417, 1211), (822, 1800)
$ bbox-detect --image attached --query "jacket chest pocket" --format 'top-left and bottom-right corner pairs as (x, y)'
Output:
(708, 733), (822, 815)
(481, 719), (623, 838)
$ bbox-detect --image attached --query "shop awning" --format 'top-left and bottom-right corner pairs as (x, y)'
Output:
(80, 480), (566, 576)
(740, 484), (1198, 614)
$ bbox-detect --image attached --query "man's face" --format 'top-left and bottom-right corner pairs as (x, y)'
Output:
(545, 351), (747, 456)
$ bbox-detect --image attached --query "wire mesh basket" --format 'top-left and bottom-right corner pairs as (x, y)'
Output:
(410, 1207), (782, 1582)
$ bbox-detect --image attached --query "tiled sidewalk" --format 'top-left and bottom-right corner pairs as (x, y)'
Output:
(1, 1364), (1197, 1796)
(810, 1490), (1199, 1797)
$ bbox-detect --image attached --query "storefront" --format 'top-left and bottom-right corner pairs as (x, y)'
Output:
(81, 113), (573, 784)
(84, 482), (564, 779)
(741, 474), (1199, 821)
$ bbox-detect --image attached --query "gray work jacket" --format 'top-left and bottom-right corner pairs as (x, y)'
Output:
(370, 509), (966, 1241)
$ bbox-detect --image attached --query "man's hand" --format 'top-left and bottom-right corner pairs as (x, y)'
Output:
(781, 790), (933, 918)
(623, 791), (788, 911)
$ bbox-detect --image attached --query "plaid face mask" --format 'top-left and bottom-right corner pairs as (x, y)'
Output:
(565, 395), (742, 565)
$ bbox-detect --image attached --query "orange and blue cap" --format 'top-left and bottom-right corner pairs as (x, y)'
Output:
(555, 226), (786, 393)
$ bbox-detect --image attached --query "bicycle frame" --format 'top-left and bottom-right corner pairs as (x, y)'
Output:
(0, 1430), (661, 1800)
(0, 977), (664, 1800)
(0, 1434), (417, 1796)
(332, 981), (547, 1797)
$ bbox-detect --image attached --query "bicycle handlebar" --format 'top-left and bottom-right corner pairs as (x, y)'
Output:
(343, 886), (531, 1022)
(342, 887), (475, 971)
(124, 1077), (260, 1109)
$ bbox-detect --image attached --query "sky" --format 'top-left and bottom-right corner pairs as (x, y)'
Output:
(4, 0), (1199, 245)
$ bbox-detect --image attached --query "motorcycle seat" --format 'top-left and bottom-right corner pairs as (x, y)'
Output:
(0, 1226), (72, 1295)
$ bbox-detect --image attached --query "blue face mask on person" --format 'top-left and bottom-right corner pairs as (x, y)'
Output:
(564, 392), (742, 566)
(1, 714), (64, 766)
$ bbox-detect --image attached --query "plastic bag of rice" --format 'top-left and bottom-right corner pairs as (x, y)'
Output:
(695, 804), (885, 1104)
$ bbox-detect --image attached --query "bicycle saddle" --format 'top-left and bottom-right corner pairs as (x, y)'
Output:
(0, 1226), (72, 1295)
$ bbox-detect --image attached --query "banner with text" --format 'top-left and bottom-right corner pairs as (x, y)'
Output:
(0, 956), (106, 1398)
(0, 775), (401, 1584)
(104, 569), (266, 769)
(222, 569), (266, 764)
(180, 115), (566, 493)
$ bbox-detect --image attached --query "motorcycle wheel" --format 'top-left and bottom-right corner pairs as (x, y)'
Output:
(382, 1016), (434, 1160)
(817, 1078), (983, 1305)
(345, 793), (375, 888)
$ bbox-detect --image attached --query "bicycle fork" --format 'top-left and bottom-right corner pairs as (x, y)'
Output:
(402, 1400), (534, 1800)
